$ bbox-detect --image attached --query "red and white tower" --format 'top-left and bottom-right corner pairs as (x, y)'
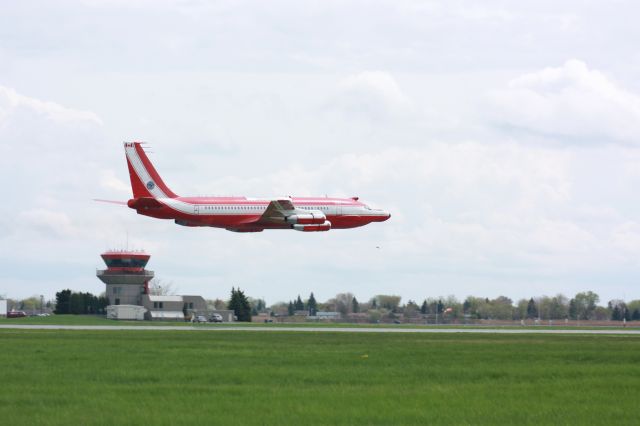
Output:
(96, 250), (154, 306)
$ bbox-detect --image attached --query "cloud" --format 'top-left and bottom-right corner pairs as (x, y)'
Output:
(611, 221), (640, 257)
(488, 59), (640, 144)
(19, 209), (78, 238)
(326, 71), (413, 122)
(0, 85), (102, 126)
(100, 170), (131, 194)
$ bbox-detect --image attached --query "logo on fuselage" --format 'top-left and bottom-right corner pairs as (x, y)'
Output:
(146, 181), (155, 190)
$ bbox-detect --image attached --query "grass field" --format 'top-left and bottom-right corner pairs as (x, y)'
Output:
(1, 314), (636, 330)
(1, 329), (639, 425)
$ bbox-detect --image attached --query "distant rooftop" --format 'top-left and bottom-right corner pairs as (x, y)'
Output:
(102, 249), (148, 256)
(147, 295), (183, 302)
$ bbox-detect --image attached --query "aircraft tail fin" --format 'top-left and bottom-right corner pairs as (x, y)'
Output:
(124, 142), (178, 199)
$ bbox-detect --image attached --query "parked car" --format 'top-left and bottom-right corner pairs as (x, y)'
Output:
(7, 311), (27, 318)
(209, 313), (223, 323)
(195, 315), (208, 323)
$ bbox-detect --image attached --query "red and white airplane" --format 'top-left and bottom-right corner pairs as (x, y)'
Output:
(120, 142), (390, 232)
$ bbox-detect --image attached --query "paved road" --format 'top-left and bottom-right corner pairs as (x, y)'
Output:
(1, 324), (639, 335)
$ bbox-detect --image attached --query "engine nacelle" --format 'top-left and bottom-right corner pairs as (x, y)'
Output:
(175, 219), (202, 227)
(285, 212), (326, 225)
(226, 227), (264, 233)
(292, 221), (331, 232)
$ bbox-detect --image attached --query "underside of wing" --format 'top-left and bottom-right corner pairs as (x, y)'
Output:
(256, 199), (296, 224)
(234, 198), (331, 232)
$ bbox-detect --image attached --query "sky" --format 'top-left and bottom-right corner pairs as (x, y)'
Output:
(2, 0), (640, 305)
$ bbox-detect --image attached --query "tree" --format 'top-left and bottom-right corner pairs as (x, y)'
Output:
(18, 296), (41, 312)
(527, 298), (538, 319)
(307, 293), (317, 316)
(330, 293), (355, 315)
(288, 301), (295, 316)
(352, 297), (359, 313)
(611, 305), (623, 321)
(207, 298), (227, 310)
(627, 300), (640, 317)
(54, 290), (72, 314)
(371, 298), (377, 309)
(573, 291), (599, 320)
(148, 278), (177, 296)
(374, 295), (401, 311)
(569, 298), (578, 320)
(53, 290), (106, 315)
(295, 295), (305, 311)
(404, 300), (419, 318)
(227, 287), (251, 322)
(437, 296), (462, 319)
(463, 299), (471, 314)
(463, 296), (487, 319)
(547, 294), (569, 319)
(609, 300), (628, 321)
(420, 300), (428, 315)
(481, 296), (513, 320)
(249, 298), (267, 315)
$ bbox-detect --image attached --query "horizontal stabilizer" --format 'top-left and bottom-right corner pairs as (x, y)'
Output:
(93, 199), (127, 206)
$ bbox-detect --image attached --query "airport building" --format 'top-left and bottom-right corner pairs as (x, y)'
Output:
(141, 294), (207, 321)
(96, 249), (232, 322)
(96, 250), (154, 306)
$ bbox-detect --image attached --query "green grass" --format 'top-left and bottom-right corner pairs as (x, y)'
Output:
(1, 314), (636, 330)
(0, 330), (639, 425)
(0, 314), (192, 326)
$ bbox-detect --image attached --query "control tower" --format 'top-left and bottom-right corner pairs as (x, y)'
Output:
(96, 250), (154, 306)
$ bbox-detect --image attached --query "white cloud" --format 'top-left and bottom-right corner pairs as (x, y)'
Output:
(100, 170), (131, 194)
(488, 60), (640, 144)
(611, 221), (640, 257)
(3, 2), (640, 303)
(0, 85), (102, 126)
(19, 209), (78, 238)
(326, 71), (413, 121)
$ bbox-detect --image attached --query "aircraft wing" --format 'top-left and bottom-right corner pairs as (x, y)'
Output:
(258, 199), (296, 223)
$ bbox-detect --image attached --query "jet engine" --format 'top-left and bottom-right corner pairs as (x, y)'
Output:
(285, 211), (326, 225)
(292, 221), (331, 232)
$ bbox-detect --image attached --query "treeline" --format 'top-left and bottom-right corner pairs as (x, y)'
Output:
(54, 290), (108, 315)
(262, 291), (640, 322)
(1, 295), (51, 313)
(6, 288), (639, 323)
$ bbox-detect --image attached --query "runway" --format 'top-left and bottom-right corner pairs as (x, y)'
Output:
(1, 324), (639, 335)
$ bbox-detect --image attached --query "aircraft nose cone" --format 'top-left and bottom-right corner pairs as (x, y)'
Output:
(372, 210), (391, 222)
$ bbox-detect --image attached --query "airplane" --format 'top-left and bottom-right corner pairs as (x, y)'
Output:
(119, 142), (390, 233)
